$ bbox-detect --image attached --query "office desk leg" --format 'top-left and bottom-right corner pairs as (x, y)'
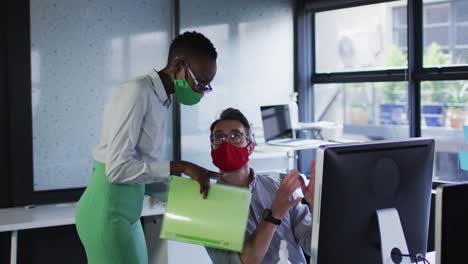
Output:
(10, 230), (18, 264)
(144, 216), (167, 264)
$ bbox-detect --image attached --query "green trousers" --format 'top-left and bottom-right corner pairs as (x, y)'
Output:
(76, 161), (148, 264)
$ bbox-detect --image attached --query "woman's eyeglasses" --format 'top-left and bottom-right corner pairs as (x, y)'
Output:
(186, 64), (213, 94)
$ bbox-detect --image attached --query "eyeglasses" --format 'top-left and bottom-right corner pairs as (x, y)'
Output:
(211, 131), (252, 146)
(186, 64), (213, 93)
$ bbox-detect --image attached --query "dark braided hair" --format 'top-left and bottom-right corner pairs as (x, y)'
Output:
(168, 31), (217, 62)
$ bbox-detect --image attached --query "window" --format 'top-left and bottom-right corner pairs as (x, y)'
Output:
(454, 0), (468, 64)
(400, 0), (467, 67)
(394, 0), (468, 66)
(313, 1), (409, 142)
(316, 1), (407, 73)
(304, 0), (468, 183)
(393, 6), (408, 52)
(315, 82), (409, 141)
(421, 80), (468, 182)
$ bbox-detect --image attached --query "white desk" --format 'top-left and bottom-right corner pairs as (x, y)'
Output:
(0, 195), (165, 264)
(252, 140), (332, 173)
(426, 251), (436, 263)
(0, 198), (439, 264)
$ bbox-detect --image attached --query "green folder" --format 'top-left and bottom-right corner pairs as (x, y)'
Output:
(160, 176), (252, 252)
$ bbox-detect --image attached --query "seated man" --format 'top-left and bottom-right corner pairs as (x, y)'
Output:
(206, 108), (314, 264)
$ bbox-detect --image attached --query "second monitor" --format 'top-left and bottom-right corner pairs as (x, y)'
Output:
(260, 104), (292, 142)
(260, 104), (324, 147)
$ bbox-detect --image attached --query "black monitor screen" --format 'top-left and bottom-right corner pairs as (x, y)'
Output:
(438, 183), (468, 264)
(260, 105), (292, 142)
(312, 139), (435, 264)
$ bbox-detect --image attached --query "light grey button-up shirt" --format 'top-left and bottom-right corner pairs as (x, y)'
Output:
(206, 172), (312, 264)
(94, 70), (172, 184)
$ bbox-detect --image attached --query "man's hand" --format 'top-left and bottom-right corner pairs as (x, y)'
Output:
(171, 161), (222, 199)
(271, 170), (303, 220)
(299, 160), (316, 207)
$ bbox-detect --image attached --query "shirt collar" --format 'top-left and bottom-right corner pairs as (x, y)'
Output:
(217, 168), (257, 193)
(148, 69), (172, 108)
(248, 168), (257, 193)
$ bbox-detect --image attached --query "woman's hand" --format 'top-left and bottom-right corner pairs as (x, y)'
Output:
(171, 161), (222, 198)
(184, 162), (222, 198)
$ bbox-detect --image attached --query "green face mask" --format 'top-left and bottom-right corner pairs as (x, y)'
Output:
(174, 79), (204, 105)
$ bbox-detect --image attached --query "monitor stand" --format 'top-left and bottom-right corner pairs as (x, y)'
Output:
(376, 208), (411, 264)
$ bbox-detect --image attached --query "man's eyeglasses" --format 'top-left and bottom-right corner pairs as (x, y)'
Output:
(186, 64), (213, 94)
(211, 131), (252, 146)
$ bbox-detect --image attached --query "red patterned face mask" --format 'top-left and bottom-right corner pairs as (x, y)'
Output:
(211, 142), (249, 171)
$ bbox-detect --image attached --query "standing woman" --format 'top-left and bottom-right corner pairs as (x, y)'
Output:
(76, 31), (219, 264)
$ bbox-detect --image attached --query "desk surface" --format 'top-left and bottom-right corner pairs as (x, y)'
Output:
(0, 198), (439, 264)
(0, 196), (165, 232)
(427, 251), (435, 263)
(254, 140), (331, 153)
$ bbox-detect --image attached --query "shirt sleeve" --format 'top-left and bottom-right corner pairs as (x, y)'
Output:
(290, 202), (313, 256)
(103, 81), (170, 184)
(205, 247), (242, 264)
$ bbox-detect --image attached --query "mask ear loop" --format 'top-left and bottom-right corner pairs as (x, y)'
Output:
(209, 134), (216, 151)
(245, 129), (256, 155)
(173, 56), (186, 80)
(247, 139), (255, 155)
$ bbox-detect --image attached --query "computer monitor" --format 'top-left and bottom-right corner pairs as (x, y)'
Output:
(311, 139), (435, 264)
(260, 104), (292, 142)
(435, 183), (468, 264)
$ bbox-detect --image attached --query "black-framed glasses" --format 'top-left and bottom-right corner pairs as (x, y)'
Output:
(186, 64), (213, 93)
(211, 131), (252, 146)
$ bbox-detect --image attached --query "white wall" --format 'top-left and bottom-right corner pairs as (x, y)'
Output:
(180, 0), (295, 171)
(30, 0), (172, 190)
